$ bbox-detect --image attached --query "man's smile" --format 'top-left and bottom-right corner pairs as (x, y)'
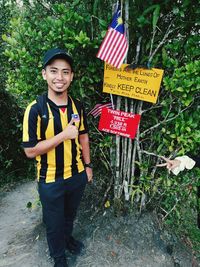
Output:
(54, 82), (66, 87)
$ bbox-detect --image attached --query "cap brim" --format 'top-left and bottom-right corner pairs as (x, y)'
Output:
(43, 53), (73, 69)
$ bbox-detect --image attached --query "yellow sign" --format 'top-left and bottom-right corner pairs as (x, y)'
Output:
(103, 63), (164, 104)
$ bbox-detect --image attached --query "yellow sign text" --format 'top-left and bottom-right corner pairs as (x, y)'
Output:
(103, 63), (164, 104)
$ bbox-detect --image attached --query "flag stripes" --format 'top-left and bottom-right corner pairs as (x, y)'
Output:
(96, 7), (128, 69)
(88, 103), (113, 118)
(97, 29), (128, 69)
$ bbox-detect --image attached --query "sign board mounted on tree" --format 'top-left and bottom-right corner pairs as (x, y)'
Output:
(98, 108), (141, 139)
(103, 63), (164, 104)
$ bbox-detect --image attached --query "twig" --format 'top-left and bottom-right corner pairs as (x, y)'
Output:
(92, 226), (99, 242)
(150, 157), (160, 179)
(136, 101), (143, 163)
(141, 148), (180, 160)
(142, 104), (162, 114)
(148, 20), (176, 65)
(135, 36), (142, 64)
(160, 206), (168, 215)
(141, 150), (164, 158)
(99, 147), (112, 171)
(141, 101), (194, 136)
(149, 26), (157, 59)
(162, 199), (179, 221)
(91, 120), (104, 137)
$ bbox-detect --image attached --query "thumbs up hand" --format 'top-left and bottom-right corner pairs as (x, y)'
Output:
(62, 118), (78, 140)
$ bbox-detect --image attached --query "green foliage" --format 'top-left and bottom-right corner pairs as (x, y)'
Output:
(0, 1), (31, 185)
(164, 61), (200, 106)
(129, 0), (199, 66)
(3, 1), (104, 107)
(160, 169), (199, 216)
(0, 0), (12, 87)
(0, 90), (31, 185)
(159, 169), (200, 259)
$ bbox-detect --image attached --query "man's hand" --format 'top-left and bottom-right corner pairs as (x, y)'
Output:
(85, 167), (93, 182)
(24, 118), (79, 158)
(62, 118), (78, 140)
(157, 157), (181, 171)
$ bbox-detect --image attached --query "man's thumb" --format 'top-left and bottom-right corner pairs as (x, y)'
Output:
(68, 118), (75, 125)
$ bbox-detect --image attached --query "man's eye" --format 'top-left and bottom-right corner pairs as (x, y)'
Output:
(50, 70), (57, 73)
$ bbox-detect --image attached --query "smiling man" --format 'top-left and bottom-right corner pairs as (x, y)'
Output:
(22, 48), (93, 267)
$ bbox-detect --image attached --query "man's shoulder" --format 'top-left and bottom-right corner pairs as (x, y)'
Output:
(69, 96), (83, 107)
(26, 99), (37, 109)
(69, 95), (81, 103)
(25, 98), (41, 114)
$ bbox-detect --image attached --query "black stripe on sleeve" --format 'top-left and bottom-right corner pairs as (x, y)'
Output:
(39, 104), (48, 180)
(67, 98), (78, 176)
(53, 107), (64, 179)
(80, 103), (89, 134)
(22, 103), (39, 148)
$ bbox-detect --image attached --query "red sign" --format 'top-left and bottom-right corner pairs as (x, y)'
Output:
(98, 108), (141, 139)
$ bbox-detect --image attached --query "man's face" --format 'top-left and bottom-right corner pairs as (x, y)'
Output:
(42, 58), (74, 94)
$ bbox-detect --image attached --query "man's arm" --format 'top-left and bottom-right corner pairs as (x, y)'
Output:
(79, 133), (93, 182)
(157, 155), (197, 175)
(24, 119), (78, 158)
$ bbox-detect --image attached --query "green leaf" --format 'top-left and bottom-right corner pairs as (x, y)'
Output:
(99, 19), (107, 28)
(176, 87), (184, 92)
(2, 34), (8, 41)
(101, 30), (107, 38)
(152, 5), (160, 31)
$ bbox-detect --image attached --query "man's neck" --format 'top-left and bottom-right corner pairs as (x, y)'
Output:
(48, 90), (68, 106)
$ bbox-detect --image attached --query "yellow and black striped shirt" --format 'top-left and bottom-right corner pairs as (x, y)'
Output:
(22, 95), (88, 183)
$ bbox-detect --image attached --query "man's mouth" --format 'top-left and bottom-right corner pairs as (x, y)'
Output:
(54, 83), (65, 88)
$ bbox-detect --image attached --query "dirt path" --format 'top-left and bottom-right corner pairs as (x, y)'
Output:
(0, 181), (199, 267)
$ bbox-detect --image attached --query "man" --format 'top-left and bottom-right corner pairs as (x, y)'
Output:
(22, 48), (93, 267)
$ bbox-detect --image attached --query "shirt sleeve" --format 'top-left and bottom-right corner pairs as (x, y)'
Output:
(79, 103), (88, 135)
(22, 101), (41, 148)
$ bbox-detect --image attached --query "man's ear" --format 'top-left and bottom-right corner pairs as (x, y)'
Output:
(71, 72), (74, 82)
(42, 69), (46, 80)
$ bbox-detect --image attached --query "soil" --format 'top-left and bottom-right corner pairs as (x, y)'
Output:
(0, 180), (199, 267)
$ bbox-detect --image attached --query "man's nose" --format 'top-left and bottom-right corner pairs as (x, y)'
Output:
(56, 71), (63, 79)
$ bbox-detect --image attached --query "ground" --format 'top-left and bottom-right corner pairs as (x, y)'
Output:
(0, 181), (199, 267)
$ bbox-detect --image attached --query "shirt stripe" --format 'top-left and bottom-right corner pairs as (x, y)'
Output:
(71, 98), (84, 172)
(45, 104), (56, 182)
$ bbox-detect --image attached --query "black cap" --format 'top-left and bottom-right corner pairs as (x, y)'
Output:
(43, 48), (73, 70)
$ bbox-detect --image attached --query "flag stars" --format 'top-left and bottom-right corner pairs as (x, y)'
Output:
(117, 17), (123, 26)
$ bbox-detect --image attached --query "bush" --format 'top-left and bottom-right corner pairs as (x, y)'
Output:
(0, 89), (32, 186)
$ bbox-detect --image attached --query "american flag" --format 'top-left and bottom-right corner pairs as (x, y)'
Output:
(88, 103), (113, 118)
(96, 6), (128, 68)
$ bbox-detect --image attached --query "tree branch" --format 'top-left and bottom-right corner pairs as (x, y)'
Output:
(140, 101), (194, 137)
(148, 20), (177, 65)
